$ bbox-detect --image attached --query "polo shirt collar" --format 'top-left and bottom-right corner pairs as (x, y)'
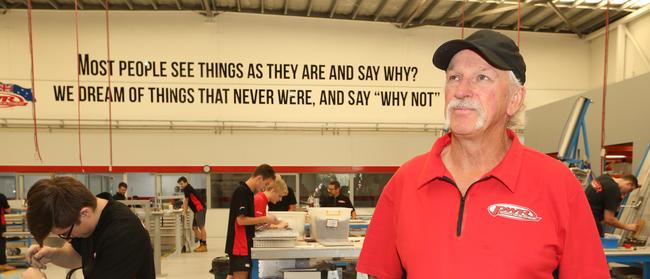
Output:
(417, 129), (524, 193)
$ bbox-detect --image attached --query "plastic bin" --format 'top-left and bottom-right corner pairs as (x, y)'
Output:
(271, 211), (307, 240)
(308, 207), (352, 241)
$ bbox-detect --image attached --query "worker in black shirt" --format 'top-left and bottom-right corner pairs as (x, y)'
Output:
(0, 193), (15, 271)
(22, 176), (154, 279)
(178, 176), (208, 252)
(113, 182), (128, 201)
(586, 174), (639, 236)
(225, 164), (281, 279)
(320, 180), (357, 219)
(268, 186), (297, 211)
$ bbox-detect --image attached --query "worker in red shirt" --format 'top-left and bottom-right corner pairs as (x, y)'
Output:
(254, 176), (289, 229)
(357, 30), (609, 278)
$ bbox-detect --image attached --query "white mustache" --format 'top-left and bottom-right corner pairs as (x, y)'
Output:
(448, 98), (482, 110)
(444, 98), (486, 130)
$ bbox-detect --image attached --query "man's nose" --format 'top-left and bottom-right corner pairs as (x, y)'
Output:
(454, 78), (474, 99)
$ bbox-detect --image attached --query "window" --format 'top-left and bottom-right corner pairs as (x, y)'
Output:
(299, 173), (351, 206)
(127, 173), (156, 198)
(24, 174), (53, 197)
(210, 173), (249, 208)
(0, 174), (16, 199)
(353, 173), (393, 207)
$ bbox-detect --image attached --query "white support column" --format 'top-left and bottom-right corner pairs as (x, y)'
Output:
(615, 24), (626, 83)
(17, 175), (24, 200)
(205, 173), (211, 209)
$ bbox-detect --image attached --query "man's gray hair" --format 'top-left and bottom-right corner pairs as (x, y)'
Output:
(507, 71), (525, 129)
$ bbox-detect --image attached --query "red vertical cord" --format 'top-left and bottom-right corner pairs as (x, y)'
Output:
(105, 0), (113, 172)
(601, 0), (610, 173)
(517, 0), (521, 47)
(74, 0), (84, 172)
(460, 0), (465, 39)
(26, 0), (43, 162)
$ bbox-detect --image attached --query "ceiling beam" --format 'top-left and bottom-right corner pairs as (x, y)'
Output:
(416, 0), (440, 24)
(490, 9), (516, 28)
(438, 1), (463, 25)
(351, 0), (363, 19)
(400, 0), (428, 28)
(571, 0), (584, 7)
(306, 0), (313, 16)
(553, 8), (590, 32)
(46, 0), (58, 9)
(283, 0), (288, 14)
(395, 0), (420, 22)
(514, 6), (543, 29)
(619, 0), (641, 10)
(576, 10), (605, 32)
(446, 0), (545, 23)
(467, 3), (498, 27)
(329, 0), (339, 18)
(455, 2), (484, 26)
(374, 0), (390, 21)
(200, 0), (213, 16)
(547, 1), (583, 37)
(532, 10), (557, 31)
(124, 0), (134, 10)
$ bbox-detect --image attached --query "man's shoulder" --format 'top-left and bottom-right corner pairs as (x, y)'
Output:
(233, 183), (251, 195)
(520, 145), (574, 176)
(397, 152), (430, 174)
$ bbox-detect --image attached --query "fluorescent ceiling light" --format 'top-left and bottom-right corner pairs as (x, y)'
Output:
(605, 155), (626, 159)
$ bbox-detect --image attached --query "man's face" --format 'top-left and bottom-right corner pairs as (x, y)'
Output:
(620, 179), (636, 195)
(255, 177), (275, 192)
(269, 190), (286, 203)
(327, 184), (340, 197)
(444, 50), (520, 136)
(117, 186), (127, 194)
(51, 207), (95, 239)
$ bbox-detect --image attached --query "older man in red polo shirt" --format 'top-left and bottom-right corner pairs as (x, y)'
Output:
(357, 30), (609, 279)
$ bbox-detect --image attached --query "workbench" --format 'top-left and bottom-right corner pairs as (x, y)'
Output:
(606, 247), (650, 279)
(250, 237), (364, 279)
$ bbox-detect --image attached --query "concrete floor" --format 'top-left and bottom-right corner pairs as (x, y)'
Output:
(0, 237), (227, 279)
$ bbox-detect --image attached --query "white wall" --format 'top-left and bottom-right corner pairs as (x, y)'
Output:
(588, 10), (650, 89)
(525, 72), (650, 175)
(0, 11), (593, 167)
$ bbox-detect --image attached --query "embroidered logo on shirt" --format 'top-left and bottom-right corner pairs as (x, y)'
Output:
(487, 203), (542, 222)
(590, 179), (603, 193)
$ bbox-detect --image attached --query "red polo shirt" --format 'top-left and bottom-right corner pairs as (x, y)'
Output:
(357, 130), (608, 279)
(254, 192), (269, 217)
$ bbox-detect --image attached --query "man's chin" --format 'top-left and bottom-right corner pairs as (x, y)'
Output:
(450, 122), (478, 133)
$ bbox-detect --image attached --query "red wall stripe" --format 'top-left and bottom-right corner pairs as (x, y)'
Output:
(0, 165), (399, 173)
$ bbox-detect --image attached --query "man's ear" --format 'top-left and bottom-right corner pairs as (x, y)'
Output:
(507, 86), (526, 117)
(79, 206), (93, 218)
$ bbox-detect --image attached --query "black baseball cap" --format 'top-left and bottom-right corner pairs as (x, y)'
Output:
(432, 30), (526, 84)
